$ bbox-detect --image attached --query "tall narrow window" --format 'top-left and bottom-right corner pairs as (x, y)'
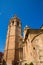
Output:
(17, 22), (19, 26)
(12, 21), (14, 25)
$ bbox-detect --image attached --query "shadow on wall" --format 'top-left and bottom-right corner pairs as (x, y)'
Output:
(2, 60), (7, 65)
(2, 60), (19, 65)
(12, 60), (19, 65)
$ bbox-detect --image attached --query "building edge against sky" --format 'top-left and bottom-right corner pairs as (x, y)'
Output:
(2, 15), (43, 65)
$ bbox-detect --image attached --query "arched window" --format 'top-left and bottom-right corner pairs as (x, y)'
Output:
(12, 21), (14, 25)
(17, 22), (19, 26)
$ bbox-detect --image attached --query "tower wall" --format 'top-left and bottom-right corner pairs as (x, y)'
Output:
(3, 16), (22, 65)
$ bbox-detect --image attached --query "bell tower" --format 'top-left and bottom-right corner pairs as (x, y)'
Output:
(3, 16), (22, 65)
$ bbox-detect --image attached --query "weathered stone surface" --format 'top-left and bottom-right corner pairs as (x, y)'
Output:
(3, 16), (43, 65)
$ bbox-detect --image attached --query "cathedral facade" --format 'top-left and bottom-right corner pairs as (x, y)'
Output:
(3, 16), (43, 65)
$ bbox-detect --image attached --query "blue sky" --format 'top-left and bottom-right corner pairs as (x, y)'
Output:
(0, 0), (43, 52)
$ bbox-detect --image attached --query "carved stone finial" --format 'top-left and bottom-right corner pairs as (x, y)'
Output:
(41, 24), (43, 29)
(24, 25), (30, 30)
(14, 14), (18, 19)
